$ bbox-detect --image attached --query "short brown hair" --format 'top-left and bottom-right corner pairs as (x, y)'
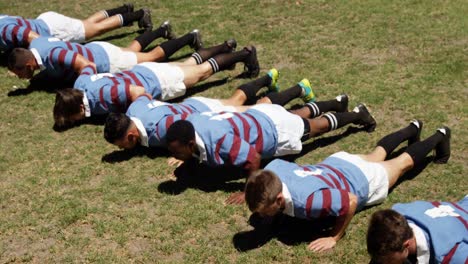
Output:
(8, 48), (34, 71)
(245, 170), (282, 212)
(53, 88), (84, 127)
(367, 209), (413, 262)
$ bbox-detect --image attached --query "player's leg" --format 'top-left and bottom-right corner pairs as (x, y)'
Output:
(185, 39), (237, 66)
(85, 4), (133, 23)
(258, 78), (316, 105)
(301, 103), (376, 139)
(289, 94), (348, 118)
(221, 69), (279, 106)
(360, 120), (423, 162)
(127, 21), (175, 51)
(380, 126), (451, 188)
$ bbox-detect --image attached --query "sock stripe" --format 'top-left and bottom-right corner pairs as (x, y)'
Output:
(102, 10), (109, 18)
(324, 113), (338, 131)
(191, 53), (203, 64)
(117, 14), (124, 26)
(306, 102), (320, 118)
(207, 58), (219, 72)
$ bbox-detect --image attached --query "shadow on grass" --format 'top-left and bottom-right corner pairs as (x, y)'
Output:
(168, 78), (229, 103)
(88, 31), (139, 43)
(158, 159), (245, 195)
(7, 73), (73, 96)
(52, 114), (108, 132)
(389, 155), (433, 194)
(233, 213), (335, 251)
(102, 145), (171, 163)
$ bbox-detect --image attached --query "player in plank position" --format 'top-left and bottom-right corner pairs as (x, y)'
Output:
(53, 40), (260, 127)
(0, 4), (152, 52)
(367, 196), (467, 264)
(244, 121), (451, 252)
(102, 69), (327, 150)
(7, 25), (204, 81)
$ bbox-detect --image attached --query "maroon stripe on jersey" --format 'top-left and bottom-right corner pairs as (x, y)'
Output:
(167, 105), (179, 115)
(76, 44), (84, 55)
(339, 190), (350, 216)
(227, 118), (242, 164)
(233, 113), (250, 141)
(124, 71), (143, 87)
(57, 49), (67, 68)
(441, 243), (460, 264)
(165, 115), (175, 130)
(16, 18), (23, 26)
(447, 202), (468, 229)
(123, 79), (132, 109)
(99, 88), (108, 110)
(306, 194), (314, 218)
(318, 164), (350, 192)
(70, 53), (77, 70)
(110, 85), (121, 110)
(431, 201), (441, 207)
(66, 42), (73, 50)
(302, 166), (334, 188)
(450, 202), (468, 214)
(2, 27), (8, 45)
(245, 147), (258, 166)
(11, 26), (20, 46)
(243, 113), (263, 153)
(319, 189), (332, 218)
(326, 173), (343, 190)
(20, 27), (31, 44)
(23, 19), (31, 29)
(85, 47), (94, 62)
(179, 104), (194, 115)
(215, 135), (227, 164)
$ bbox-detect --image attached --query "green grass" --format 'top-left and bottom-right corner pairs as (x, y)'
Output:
(0, 0), (467, 262)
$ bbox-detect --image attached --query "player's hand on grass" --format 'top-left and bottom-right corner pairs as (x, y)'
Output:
(307, 237), (336, 252)
(225, 191), (245, 205)
(167, 157), (184, 167)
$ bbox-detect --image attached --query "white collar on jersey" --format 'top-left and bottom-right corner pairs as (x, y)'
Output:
(130, 117), (148, 147)
(82, 92), (91, 117)
(193, 132), (207, 162)
(408, 222), (430, 264)
(281, 183), (294, 217)
(30, 48), (45, 71)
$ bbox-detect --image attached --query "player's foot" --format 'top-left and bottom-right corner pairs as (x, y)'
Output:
(123, 3), (134, 13)
(225, 39), (237, 52)
(408, 119), (423, 145)
(353, 104), (377, 132)
(243, 46), (260, 78)
(434, 126), (451, 164)
(159, 20), (176, 40)
(299, 79), (315, 103)
(335, 94), (349, 112)
(190, 29), (203, 50)
(266, 68), (280, 92)
(138, 8), (153, 31)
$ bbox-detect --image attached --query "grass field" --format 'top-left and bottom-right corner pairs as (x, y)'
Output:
(0, 0), (467, 263)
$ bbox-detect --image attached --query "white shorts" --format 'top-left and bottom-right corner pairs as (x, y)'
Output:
(330, 151), (389, 206)
(36, 12), (85, 42)
(139, 62), (186, 100)
(249, 104), (304, 156)
(93, 42), (138, 73)
(190, 97), (237, 113)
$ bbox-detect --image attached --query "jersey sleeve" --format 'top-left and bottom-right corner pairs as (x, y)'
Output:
(1, 23), (32, 48)
(98, 81), (132, 113)
(305, 189), (350, 219)
(215, 132), (258, 167)
(155, 114), (189, 144)
(79, 65), (97, 75)
(48, 47), (79, 73)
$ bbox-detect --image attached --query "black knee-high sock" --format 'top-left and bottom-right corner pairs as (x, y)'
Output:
(237, 75), (271, 101)
(191, 43), (232, 64)
(134, 27), (166, 50)
(405, 132), (444, 166)
(120, 10), (144, 26)
(266, 85), (302, 106)
(159, 33), (195, 59)
(207, 49), (249, 73)
(103, 5), (130, 17)
(322, 112), (361, 131)
(377, 123), (419, 155)
(305, 100), (343, 118)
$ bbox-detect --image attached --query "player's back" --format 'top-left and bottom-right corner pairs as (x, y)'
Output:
(0, 15), (49, 51)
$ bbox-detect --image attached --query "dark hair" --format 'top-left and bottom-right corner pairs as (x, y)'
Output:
(53, 88), (84, 127)
(8, 48), (34, 71)
(245, 170), (282, 212)
(104, 113), (132, 143)
(367, 209), (413, 262)
(166, 120), (195, 145)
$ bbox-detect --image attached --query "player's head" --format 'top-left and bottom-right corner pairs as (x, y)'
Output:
(166, 120), (196, 161)
(245, 170), (284, 217)
(53, 89), (85, 128)
(367, 209), (414, 264)
(8, 48), (37, 79)
(104, 113), (139, 149)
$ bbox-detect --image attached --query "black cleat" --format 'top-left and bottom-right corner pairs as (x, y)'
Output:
(189, 29), (203, 50)
(408, 119), (423, 146)
(434, 126), (451, 164)
(159, 20), (176, 40)
(243, 46), (260, 78)
(353, 104), (377, 132)
(123, 3), (134, 13)
(335, 94), (349, 112)
(225, 39), (237, 52)
(138, 8), (153, 31)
